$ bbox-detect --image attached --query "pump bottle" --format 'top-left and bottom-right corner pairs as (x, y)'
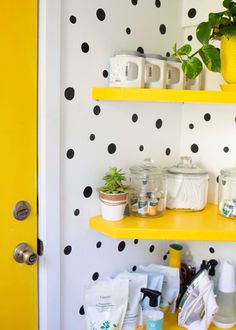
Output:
(141, 288), (163, 330)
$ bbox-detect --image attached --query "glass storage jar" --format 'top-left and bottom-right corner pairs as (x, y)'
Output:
(218, 164), (236, 218)
(129, 158), (167, 217)
(167, 156), (209, 211)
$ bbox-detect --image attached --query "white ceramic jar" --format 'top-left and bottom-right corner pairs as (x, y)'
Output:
(185, 72), (204, 90)
(166, 56), (185, 90)
(109, 51), (145, 88)
(218, 164), (236, 218)
(167, 156), (209, 211)
(144, 54), (167, 88)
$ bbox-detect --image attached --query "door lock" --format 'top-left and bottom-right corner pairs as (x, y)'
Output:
(13, 201), (31, 220)
(13, 243), (38, 265)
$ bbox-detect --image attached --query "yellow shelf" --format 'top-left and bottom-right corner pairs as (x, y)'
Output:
(92, 88), (236, 104)
(90, 204), (236, 241)
(164, 314), (236, 329)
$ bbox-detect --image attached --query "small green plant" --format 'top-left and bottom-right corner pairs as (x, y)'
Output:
(99, 167), (129, 194)
(173, 0), (236, 79)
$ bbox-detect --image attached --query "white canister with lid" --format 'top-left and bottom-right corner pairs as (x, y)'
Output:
(129, 158), (167, 217)
(185, 72), (204, 90)
(109, 50), (145, 88)
(166, 56), (185, 90)
(167, 156), (209, 211)
(218, 164), (236, 219)
(144, 54), (167, 88)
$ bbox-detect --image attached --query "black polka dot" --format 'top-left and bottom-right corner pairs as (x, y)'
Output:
(139, 145), (144, 151)
(66, 149), (74, 159)
(166, 52), (170, 57)
(188, 8), (197, 18)
(96, 8), (106, 21)
(89, 134), (95, 141)
(96, 241), (102, 248)
(92, 272), (99, 281)
(81, 42), (89, 53)
(83, 186), (93, 198)
(132, 114), (138, 122)
(191, 144), (199, 153)
(235, 117), (236, 123)
(103, 70), (108, 78)
(79, 305), (85, 315)
(165, 148), (171, 156)
(126, 27), (131, 35)
(131, 0), (138, 5)
(156, 119), (163, 129)
(74, 209), (80, 216)
(187, 35), (193, 41)
(108, 143), (116, 154)
(209, 247), (215, 254)
(149, 245), (155, 253)
(137, 47), (144, 54)
(69, 15), (76, 24)
(118, 241), (126, 252)
(132, 266), (137, 272)
(155, 0), (161, 8)
(216, 176), (219, 183)
(64, 87), (75, 100)
(163, 254), (167, 261)
(93, 105), (101, 115)
(64, 245), (72, 255)
(223, 146), (229, 153)
(134, 239), (139, 244)
(204, 113), (211, 121)
(159, 24), (166, 34)
(189, 123), (194, 129)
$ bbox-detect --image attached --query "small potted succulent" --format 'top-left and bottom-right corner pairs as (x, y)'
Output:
(98, 167), (130, 221)
(173, 0), (236, 87)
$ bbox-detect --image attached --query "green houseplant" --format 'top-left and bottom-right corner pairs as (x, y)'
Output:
(173, 0), (236, 82)
(98, 167), (130, 221)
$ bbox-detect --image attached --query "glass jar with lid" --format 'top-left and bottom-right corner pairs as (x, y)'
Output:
(167, 156), (209, 211)
(218, 164), (236, 218)
(129, 158), (167, 217)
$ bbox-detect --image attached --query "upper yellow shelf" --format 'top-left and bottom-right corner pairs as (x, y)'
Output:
(92, 88), (236, 104)
(90, 204), (236, 241)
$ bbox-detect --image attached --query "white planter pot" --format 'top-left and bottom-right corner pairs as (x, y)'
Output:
(99, 191), (128, 221)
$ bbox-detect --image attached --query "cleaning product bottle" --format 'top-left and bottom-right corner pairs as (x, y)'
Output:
(207, 259), (218, 293)
(141, 288), (163, 330)
(213, 259), (236, 329)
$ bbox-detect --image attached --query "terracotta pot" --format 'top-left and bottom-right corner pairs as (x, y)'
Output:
(98, 191), (128, 221)
(221, 35), (236, 84)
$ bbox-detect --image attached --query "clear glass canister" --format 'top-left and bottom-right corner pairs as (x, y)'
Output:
(167, 156), (209, 211)
(129, 158), (167, 217)
(218, 165), (236, 218)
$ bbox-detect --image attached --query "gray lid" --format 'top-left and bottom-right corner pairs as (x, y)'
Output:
(167, 56), (181, 63)
(114, 50), (140, 57)
(145, 53), (163, 60)
(220, 164), (236, 177)
(168, 156), (208, 175)
(130, 158), (166, 176)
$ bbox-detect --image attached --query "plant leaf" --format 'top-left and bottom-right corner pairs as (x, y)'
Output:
(182, 57), (203, 79)
(223, 0), (233, 9)
(208, 11), (227, 27)
(199, 45), (221, 72)
(196, 22), (212, 45)
(220, 25), (236, 37)
(176, 44), (192, 56)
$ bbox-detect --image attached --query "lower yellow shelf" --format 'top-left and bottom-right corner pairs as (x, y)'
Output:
(90, 204), (236, 241)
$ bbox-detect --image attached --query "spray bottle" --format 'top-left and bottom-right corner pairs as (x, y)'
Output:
(141, 288), (163, 330)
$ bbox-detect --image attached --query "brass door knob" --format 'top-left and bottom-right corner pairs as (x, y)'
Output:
(13, 243), (37, 265)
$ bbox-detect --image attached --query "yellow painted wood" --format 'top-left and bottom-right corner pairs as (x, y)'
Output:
(92, 87), (236, 104)
(0, 1), (37, 330)
(90, 204), (236, 241)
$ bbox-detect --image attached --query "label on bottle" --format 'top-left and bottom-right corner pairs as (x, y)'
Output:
(146, 319), (163, 330)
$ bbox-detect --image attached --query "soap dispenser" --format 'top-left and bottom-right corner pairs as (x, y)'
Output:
(213, 259), (236, 329)
(141, 288), (163, 330)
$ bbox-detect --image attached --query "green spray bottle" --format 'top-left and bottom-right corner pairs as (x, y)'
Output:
(141, 288), (164, 330)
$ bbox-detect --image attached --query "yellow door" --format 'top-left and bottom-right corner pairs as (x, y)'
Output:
(0, 1), (38, 329)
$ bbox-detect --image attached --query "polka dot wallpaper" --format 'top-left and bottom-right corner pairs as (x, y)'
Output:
(59, 1), (236, 329)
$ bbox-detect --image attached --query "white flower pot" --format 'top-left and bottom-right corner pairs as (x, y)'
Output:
(99, 191), (128, 221)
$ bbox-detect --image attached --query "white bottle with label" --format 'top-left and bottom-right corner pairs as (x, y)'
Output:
(166, 56), (185, 90)
(141, 288), (163, 330)
(144, 54), (167, 89)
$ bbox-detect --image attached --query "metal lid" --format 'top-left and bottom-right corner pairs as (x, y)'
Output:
(167, 56), (181, 63)
(145, 53), (164, 60)
(168, 156), (208, 175)
(130, 158), (166, 176)
(220, 164), (236, 177)
(114, 50), (140, 57)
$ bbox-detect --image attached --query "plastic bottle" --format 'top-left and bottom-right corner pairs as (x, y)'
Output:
(141, 288), (163, 330)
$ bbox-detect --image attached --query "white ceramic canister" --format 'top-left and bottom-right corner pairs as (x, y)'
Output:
(167, 156), (209, 211)
(166, 56), (185, 90)
(144, 54), (167, 88)
(185, 71), (204, 90)
(109, 50), (145, 88)
(218, 164), (236, 219)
